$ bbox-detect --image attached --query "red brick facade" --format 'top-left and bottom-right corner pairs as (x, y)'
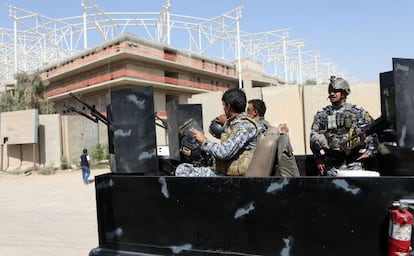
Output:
(42, 37), (237, 100)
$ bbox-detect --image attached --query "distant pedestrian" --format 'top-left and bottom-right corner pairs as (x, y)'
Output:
(80, 148), (91, 184)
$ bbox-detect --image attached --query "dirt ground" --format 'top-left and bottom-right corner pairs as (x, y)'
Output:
(0, 168), (110, 256)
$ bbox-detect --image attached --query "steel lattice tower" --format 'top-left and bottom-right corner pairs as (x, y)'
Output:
(0, 0), (354, 87)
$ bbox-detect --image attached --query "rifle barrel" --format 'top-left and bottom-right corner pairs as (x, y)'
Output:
(63, 103), (98, 123)
(68, 93), (110, 125)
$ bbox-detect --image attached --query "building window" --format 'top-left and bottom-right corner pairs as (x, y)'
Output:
(166, 94), (179, 104)
(165, 71), (178, 79)
(164, 48), (177, 61)
(165, 71), (179, 84)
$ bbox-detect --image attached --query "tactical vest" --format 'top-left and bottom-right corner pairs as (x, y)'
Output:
(322, 103), (364, 152)
(214, 114), (258, 176)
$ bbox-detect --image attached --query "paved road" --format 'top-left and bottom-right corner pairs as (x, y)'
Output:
(0, 168), (110, 256)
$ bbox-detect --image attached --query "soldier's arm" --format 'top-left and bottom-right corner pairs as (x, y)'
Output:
(201, 121), (256, 160)
(310, 112), (328, 156)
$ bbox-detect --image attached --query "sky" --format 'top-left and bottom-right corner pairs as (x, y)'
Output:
(1, 0), (414, 82)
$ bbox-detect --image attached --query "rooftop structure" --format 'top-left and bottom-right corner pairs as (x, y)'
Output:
(0, 0), (354, 86)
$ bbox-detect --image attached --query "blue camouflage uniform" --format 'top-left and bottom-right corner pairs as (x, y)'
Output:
(255, 116), (272, 134)
(175, 113), (258, 177)
(310, 103), (378, 176)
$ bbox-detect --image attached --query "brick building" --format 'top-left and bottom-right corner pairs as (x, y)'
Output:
(41, 34), (239, 120)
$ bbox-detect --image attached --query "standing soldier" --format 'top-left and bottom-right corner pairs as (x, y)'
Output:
(310, 76), (378, 176)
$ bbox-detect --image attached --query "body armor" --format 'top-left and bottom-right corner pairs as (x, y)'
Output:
(323, 103), (359, 152)
(214, 114), (258, 176)
(311, 103), (372, 156)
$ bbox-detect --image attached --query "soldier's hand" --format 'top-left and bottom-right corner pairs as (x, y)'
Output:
(356, 152), (370, 161)
(216, 114), (227, 124)
(315, 157), (326, 175)
(190, 128), (207, 144)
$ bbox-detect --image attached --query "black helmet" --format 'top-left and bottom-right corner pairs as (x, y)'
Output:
(328, 75), (351, 95)
(209, 119), (224, 139)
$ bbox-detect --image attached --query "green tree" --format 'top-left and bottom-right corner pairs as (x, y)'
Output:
(0, 71), (54, 114)
(305, 79), (317, 85)
(0, 89), (16, 112)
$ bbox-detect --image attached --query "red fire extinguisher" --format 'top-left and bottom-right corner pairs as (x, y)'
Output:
(388, 202), (413, 256)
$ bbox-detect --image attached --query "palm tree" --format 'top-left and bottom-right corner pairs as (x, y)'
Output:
(0, 71), (54, 114)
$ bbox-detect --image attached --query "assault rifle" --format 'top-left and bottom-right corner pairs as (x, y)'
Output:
(64, 93), (111, 126)
(340, 115), (392, 156)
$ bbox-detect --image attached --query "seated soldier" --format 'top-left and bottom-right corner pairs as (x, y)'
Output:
(246, 99), (272, 134)
(175, 88), (259, 177)
(247, 99), (300, 177)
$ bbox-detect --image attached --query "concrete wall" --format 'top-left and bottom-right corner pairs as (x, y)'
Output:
(39, 114), (62, 167)
(262, 86), (306, 154)
(1, 144), (34, 171)
(0, 114), (62, 171)
(61, 115), (99, 164)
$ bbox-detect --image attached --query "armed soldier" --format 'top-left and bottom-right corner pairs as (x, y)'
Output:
(310, 76), (378, 176)
(175, 88), (259, 177)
